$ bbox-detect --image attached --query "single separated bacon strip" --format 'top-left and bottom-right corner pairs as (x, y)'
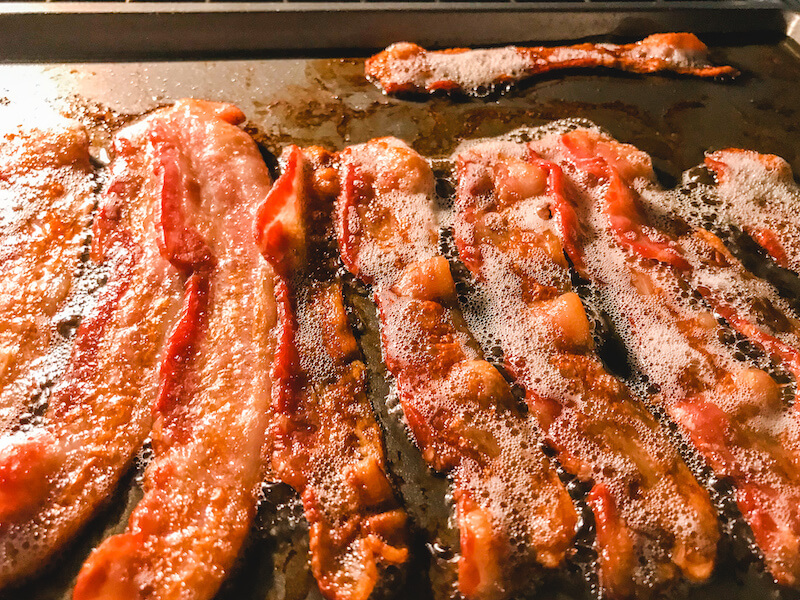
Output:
(542, 125), (800, 587)
(74, 99), (276, 600)
(366, 33), (738, 96)
(256, 145), (410, 600)
(0, 120), (94, 430)
(337, 137), (577, 600)
(0, 113), (188, 585)
(703, 149), (800, 274)
(452, 139), (719, 597)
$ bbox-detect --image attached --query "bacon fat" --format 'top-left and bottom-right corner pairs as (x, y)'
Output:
(74, 99), (276, 600)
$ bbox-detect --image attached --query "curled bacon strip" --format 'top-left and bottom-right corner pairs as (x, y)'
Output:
(256, 145), (410, 600)
(337, 137), (577, 600)
(0, 116), (186, 586)
(0, 121), (94, 430)
(366, 33), (738, 96)
(74, 99), (276, 600)
(453, 140), (719, 597)
(704, 149), (800, 272)
(550, 126), (800, 587)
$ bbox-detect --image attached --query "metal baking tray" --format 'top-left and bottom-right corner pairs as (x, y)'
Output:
(0, 6), (799, 600)
(0, 1), (794, 60)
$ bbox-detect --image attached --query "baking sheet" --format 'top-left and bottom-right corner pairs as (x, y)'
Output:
(0, 2), (790, 59)
(1, 29), (800, 600)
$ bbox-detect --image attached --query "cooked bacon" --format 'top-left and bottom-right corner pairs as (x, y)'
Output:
(366, 33), (738, 96)
(558, 130), (800, 378)
(74, 99), (276, 600)
(337, 137), (578, 600)
(0, 115), (187, 586)
(545, 126), (800, 587)
(0, 121), (94, 430)
(256, 144), (410, 600)
(559, 130), (690, 270)
(452, 140), (719, 597)
(336, 139), (439, 286)
(704, 149), (800, 273)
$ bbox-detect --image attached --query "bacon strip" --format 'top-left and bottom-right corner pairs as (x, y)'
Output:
(337, 137), (577, 600)
(452, 140), (719, 597)
(544, 126), (800, 587)
(0, 115), (187, 586)
(704, 149), (800, 273)
(559, 130), (800, 396)
(256, 145), (410, 600)
(558, 130), (690, 270)
(74, 99), (276, 600)
(366, 33), (738, 96)
(0, 121), (94, 430)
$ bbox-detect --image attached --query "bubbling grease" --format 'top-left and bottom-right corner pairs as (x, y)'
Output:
(341, 137), (578, 595)
(424, 48), (531, 94)
(339, 139), (439, 289)
(520, 123), (800, 586)
(520, 122), (788, 403)
(450, 133), (727, 594)
(681, 151), (800, 272)
(4, 259), (109, 437)
(292, 282), (339, 383)
(0, 119), (97, 437)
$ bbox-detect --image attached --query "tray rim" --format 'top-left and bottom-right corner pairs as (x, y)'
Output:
(0, 3), (796, 61)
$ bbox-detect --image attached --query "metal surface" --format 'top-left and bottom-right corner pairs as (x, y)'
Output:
(0, 2), (790, 59)
(0, 17), (799, 600)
